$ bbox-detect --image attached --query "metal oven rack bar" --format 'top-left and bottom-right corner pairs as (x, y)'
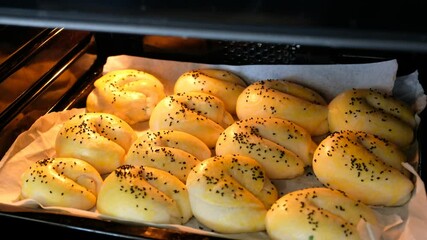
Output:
(0, 29), (92, 130)
(0, 28), (62, 83)
(0, 28), (196, 239)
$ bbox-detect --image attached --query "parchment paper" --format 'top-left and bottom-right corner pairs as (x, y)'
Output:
(0, 55), (426, 240)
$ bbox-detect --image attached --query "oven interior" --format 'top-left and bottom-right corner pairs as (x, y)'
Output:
(0, 2), (426, 239)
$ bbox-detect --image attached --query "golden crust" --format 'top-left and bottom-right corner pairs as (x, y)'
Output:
(174, 69), (247, 114)
(125, 130), (211, 182)
(266, 187), (378, 240)
(186, 154), (278, 233)
(20, 157), (103, 210)
(55, 112), (137, 174)
(86, 69), (166, 125)
(216, 117), (317, 179)
(328, 88), (416, 147)
(313, 130), (414, 206)
(97, 165), (192, 224)
(236, 80), (329, 136)
(149, 92), (234, 148)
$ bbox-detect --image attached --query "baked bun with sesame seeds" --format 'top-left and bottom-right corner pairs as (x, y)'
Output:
(215, 117), (317, 179)
(20, 157), (103, 210)
(312, 130), (414, 207)
(124, 130), (211, 182)
(328, 88), (416, 148)
(86, 69), (166, 125)
(186, 154), (278, 233)
(265, 187), (379, 240)
(96, 165), (192, 224)
(173, 69), (247, 114)
(55, 112), (138, 175)
(236, 79), (329, 136)
(149, 92), (234, 148)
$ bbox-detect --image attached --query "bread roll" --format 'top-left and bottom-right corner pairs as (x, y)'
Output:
(86, 69), (166, 125)
(328, 88), (416, 147)
(55, 112), (138, 174)
(20, 157), (103, 210)
(149, 92), (234, 148)
(266, 187), (378, 240)
(313, 130), (414, 206)
(186, 154), (278, 233)
(97, 165), (192, 224)
(124, 130), (211, 182)
(174, 69), (247, 114)
(236, 79), (329, 136)
(215, 117), (317, 179)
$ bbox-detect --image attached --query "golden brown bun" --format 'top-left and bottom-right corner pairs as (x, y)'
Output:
(20, 157), (103, 210)
(186, 154), (278, 233)
(55, 112), (137, 174)
(97, 165), (192, 224)
(174, 69), (247, 114)
(215, 117), (317, 179)
(149, 92), (234, 148)
(328, 88), (416, 147)
(124, 130), (211, 182)
(236, 80), (329, 136)
(266, 187), (378, 240)
(313, 130), (414, 206)
(86, 69), (166, 125)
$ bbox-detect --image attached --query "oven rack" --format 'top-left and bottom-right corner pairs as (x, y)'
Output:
(0, 26), (426, 239)
(0, 26), (225, 239)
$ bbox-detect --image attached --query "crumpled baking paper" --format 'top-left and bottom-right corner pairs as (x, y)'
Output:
(0, 56), (426, 239)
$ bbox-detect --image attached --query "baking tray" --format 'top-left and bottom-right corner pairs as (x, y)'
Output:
(0, 55), (426, 239)
(0, 24), (427, 239)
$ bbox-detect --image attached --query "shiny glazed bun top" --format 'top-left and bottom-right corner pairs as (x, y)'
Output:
(216, 117), (317, 179)
(266, 187), (378, 240)
(149, 91), (234, 148)
(20, 157), (103, 210)
(186, 154), (278, 234)
(328, 88), (416, 147)
(55, 112), (138, 174)
(125, 130), (211, 182)
(236, 79), (329, 136)
(174, 69), (247, 114)
(97, 165), (192, 224)
(86, 69), (166, 125)
(313, 130), (414, 207)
